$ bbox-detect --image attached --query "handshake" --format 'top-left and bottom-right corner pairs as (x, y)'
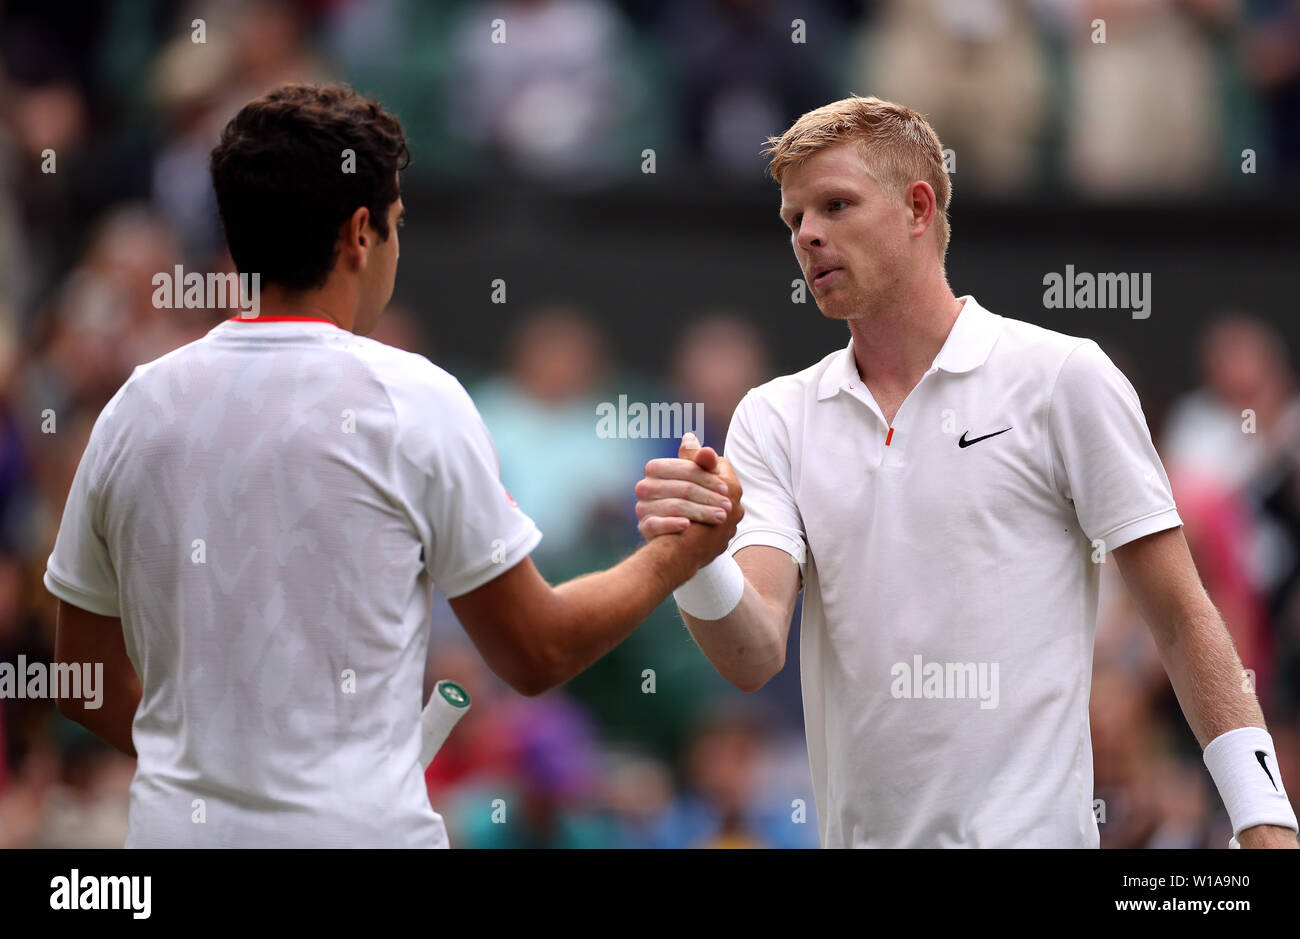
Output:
(634, 432), (745, 573)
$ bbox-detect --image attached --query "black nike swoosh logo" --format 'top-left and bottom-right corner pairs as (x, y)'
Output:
(958, 427), (1013, 448)
(1257, 750), (1279, 791)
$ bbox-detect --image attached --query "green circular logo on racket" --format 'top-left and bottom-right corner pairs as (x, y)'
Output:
(437, 680), (470, 709)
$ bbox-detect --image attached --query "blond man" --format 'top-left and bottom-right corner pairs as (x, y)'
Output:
(634, 96), (1299, 849)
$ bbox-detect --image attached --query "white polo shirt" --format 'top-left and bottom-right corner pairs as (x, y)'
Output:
(43, 316), (541, 847)
(724, 295), (1181, 848)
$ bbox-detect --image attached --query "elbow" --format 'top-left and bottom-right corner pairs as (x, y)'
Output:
(509, 669), (553, 698)
(732, 673), (773, 694)
(506, 637), (564, 698)
(730, 651), (785, 694)
(501, 657), (553, 698)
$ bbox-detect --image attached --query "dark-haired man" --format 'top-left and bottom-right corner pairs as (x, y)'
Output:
(44, 84), (742, 847)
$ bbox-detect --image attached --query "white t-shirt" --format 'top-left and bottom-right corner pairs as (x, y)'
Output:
(723, 296), (1181, 848)
(44, 316), (541, 847)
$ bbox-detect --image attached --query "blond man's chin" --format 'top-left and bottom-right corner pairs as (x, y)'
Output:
(813, 293), (858, 321)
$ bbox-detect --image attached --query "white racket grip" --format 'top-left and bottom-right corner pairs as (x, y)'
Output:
(419, 680), (472, 769)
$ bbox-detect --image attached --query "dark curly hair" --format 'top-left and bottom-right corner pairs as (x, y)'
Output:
(210, 83), (410, 291)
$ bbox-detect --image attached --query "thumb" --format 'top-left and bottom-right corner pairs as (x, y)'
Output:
(680, 432), (719, 471)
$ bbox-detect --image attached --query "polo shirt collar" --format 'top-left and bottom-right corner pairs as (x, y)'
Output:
(816, 337), (860, 401)
(933, 295), (1000, 373)
(816, 295), (1000, 401)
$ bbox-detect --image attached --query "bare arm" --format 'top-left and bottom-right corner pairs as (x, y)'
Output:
(1113, 526), (1297, 848)
(679, 545), (801, 693)
(450, 464), (743, 697)
(53, 600), (141, 757)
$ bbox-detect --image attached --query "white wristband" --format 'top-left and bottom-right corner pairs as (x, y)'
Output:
(1203, 726), (1298, 839)
(673, 552), (745, 621)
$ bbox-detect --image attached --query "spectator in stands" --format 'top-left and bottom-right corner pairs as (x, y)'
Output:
(1057, 0), (1230, 194)
(656, 0), (844, 177)
(446, 0), (637, 183)
(853, 0), (1049, 192)
(472, 305), (649, 573)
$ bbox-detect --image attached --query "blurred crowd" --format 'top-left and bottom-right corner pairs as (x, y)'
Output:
(3, 0), (1299, 313)
(1, 0), (1299, 847)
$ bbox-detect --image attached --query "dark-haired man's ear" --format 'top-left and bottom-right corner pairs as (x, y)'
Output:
(341, 206), (372, 268)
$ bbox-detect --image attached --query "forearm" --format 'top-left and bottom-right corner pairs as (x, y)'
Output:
(538, 536), (702, 690)
(1154, 605), (1298, 844)
(681, 581), (786, 692)
(1113, 529), (1293, 845)
(1151, 600), (1265, 748)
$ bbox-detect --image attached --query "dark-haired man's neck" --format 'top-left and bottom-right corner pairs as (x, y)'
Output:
(256, 277), (359, 333)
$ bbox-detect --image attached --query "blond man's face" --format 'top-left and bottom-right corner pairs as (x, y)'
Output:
(778, 142), (915, 322)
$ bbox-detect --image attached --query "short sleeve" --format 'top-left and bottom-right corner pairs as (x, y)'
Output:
(44, 405), (121, 617)
(724, 392), (808, 567)
(1048, 340), (1182, 550)
(399, 377), (542, 599)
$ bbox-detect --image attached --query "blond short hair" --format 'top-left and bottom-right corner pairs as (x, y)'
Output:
(763, 96), (951, 260)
